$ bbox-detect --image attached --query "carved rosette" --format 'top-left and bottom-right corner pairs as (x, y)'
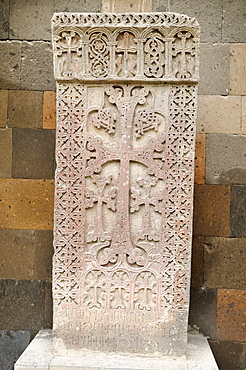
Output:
(52, 12), (199, 356)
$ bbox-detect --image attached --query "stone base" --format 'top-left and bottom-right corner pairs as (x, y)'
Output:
(15, 330), (218, 370)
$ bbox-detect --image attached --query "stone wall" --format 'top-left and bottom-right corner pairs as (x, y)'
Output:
(0, 0), (245, 369)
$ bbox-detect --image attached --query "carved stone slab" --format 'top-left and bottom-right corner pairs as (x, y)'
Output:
(52, 12), (200, 357)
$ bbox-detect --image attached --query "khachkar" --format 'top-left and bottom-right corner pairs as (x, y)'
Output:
(52, 12), (200, 357)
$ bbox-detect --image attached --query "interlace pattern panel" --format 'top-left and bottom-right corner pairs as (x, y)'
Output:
(52, 12), (199, 356)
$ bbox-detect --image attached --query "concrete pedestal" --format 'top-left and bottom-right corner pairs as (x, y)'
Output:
(15, 330), (218, 370)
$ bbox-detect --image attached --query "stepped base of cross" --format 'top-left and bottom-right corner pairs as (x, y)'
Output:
(15, 330), (218, 370)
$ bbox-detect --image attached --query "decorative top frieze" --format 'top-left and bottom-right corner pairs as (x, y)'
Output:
(52, 12), (200, 83)
(52, 12), (199, 28)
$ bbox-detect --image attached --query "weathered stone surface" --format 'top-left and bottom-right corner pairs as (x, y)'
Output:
(0, 331), (30, 370)
(217, 289), (246, 342)
(0, 179), (54, 230)
(0, 90), (8, 128)
(230, 44), (246, 95)
(222, 0), (246, 43)
(44, 282), (53, 329)
(8, 90), (43, 129)
(153, 0), (222, 43)
(20, 41), (55, 91)
(242, 96), (246, 135)
(0, 41), (21, 89)
(197, 96), (241, 134)
(191, 236), (204, 288)
(0, 279), (45, 331)
(51, 12), (200, 357)
(9, 0), (53, 41)
(209, 340), (246, 370)
(189, 287), (217, 340)
(230, 185), (246, 237)
(15, 330), (219, 370)
(54, 0), (100, 13)
(0, 0), (9, 39)
(0, 229), (53, 281)
(43, 91), (56, 129)
(199, 43), (230, 95)
(204, 237), (246, 289)
(102, 0), (152, 12)
(193, 185), (230, 237)
(12, 128), (55, 179)
(0, 128), (12, 178)
(194, 133), (205, 184)
(206, 134), (246, 184)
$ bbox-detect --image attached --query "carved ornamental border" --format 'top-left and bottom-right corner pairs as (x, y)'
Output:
(52, 12), (200, 82)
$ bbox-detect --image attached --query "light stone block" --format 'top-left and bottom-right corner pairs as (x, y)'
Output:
(242, 96), (246, 135)
(230, 44), (246, 95)
(20, 41), (55, 91)
(222, 0), (246, 43)
(154, 0), (223, 43)
(198, 43), (230, 95)
(0, 179), (54, 230)
(0, 90), (8, 127)
(9, 0), (54, 41)
(0, 128), (12, 178)
(0, 40), (21, 89)
(15, 330), (219, 370)
(197, 95), (241, 134)
(102, 0), (153, 12)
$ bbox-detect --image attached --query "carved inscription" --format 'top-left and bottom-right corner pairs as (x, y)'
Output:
(52, 12), (199, 356)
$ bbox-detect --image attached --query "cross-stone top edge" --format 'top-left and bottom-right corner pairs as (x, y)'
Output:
(52, 12), (200, 30)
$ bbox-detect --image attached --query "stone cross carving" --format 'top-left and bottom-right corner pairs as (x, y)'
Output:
(52, 12), (200, 357)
